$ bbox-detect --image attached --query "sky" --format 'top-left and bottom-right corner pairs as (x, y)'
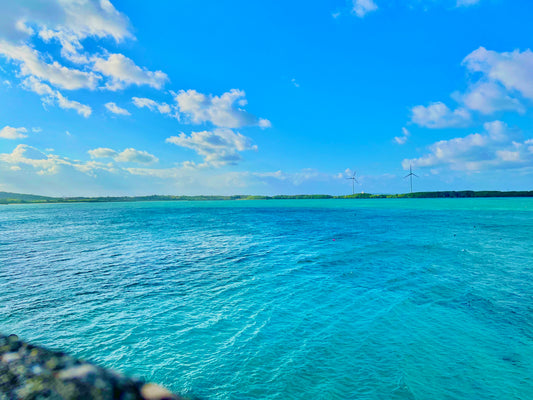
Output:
(0, 0), (532, 196)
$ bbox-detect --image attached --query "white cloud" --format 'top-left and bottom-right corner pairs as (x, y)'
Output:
(15, 20), (35, 36)
(174, 89), (271, 128)
(0, 0), (132, 53)
(456, 0), (481, 6)
(32, 127), (42, 133)
(131, 91), (270, 137)
(105, 102), (130, 116)
(0, 126), (28, 139)
(462, 47), (533, 100)
(93, 53), (168, 91)
(0, 41), (100, 90)
(1, 3), (271, 131)
(123, 166), (182, 179)
(88, 147), (117, 159)
(55, 91), (92, 117)
(0, 150), (347, 196)
(1, 145), (48, 167)
(258, 118), (272, 128)
(89, 147), (158, 164)
(411, 102), (471, 128)
(166, 129), (257, 167)
(483, 120), (514, 142)
(409, 47), (533, 130)
(352, 0), (378, 17)
(348, 0), (482, 17)
(394, 127), (410, 145)
(403, 121), (532, 171)
(496, 149), (520, 162)
(132, 97), (172, 115)
(114, 148), (159, 164)
(0, 144), (116, 176)
(38, 28), (88, 64)
(0, 143), (453, 196)
(66, 0), (132, 40)
(22, 76), (92, 117)
(291, 78), (300, 88)
(458, 81), (524, 115)
(125, 166), (344, 193)
(0, 0), (133, 42)
(0, 0), (171, 120)
(253, 168), (341, 186)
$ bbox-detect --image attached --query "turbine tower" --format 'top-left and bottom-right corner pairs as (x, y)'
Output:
(346, 171), (358, 195)
(404, 164), (418, 193)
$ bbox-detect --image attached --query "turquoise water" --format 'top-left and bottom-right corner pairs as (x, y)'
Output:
(1, 198), (532, 399)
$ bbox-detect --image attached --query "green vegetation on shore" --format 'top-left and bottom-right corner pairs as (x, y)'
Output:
(1, 190), (532, 204)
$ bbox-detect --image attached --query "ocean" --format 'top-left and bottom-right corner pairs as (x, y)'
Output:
(1, 198), (532, 399)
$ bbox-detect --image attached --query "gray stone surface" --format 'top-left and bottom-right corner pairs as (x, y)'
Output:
(0, 334), (182, 400)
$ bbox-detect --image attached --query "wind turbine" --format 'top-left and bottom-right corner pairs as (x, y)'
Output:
(404, 164), (418, 193)
(346, 171), (358, 195)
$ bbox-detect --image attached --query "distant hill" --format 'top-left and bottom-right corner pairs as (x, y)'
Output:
(392, 190), (533, 198)
(0, 192), (56, 203)
(1, 190), (532, 204)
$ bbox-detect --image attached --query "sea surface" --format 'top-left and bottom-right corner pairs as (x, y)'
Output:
(1, 198), (532, 399)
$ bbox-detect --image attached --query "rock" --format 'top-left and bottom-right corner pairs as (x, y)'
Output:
(0, 334), (183, 400)
(141, 383), (179, 400)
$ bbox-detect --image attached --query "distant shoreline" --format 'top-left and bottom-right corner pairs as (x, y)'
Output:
(1, 190), (532, 204)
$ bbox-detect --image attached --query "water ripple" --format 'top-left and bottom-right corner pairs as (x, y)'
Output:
(1, 199), (532, 399)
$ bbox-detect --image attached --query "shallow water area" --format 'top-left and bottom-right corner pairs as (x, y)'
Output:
(1, 198), (532, 399)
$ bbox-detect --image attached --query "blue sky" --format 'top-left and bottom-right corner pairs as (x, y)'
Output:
(0, 0), (532, 196)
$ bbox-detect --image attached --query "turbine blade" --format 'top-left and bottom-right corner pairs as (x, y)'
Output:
(404, 174), (410, 178)
(413, 173), (419, 177)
